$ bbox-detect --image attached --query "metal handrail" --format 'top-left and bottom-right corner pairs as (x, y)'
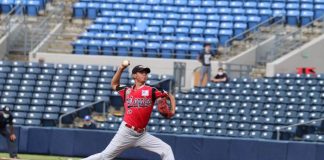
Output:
(0, 4), (25, 35)
(224, 15), (285, 57)
(58, 100), (107, 128)
(221, 62), (255, 78)
(276, 11), (324, 43)
(30, 4), (65, 50)
(276, 117), (324, 140)
(271, 13), (324, 60)
(225, 15), (284, 46)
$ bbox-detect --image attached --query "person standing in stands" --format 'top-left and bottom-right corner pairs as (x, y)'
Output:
(197, 43), (215, 87)
(82, 115), (97, 129)
(211, 67), (229, 83)
(0, 106), (18, 159)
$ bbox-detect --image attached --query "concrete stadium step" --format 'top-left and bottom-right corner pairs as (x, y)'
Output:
(47, 48), (73, 53)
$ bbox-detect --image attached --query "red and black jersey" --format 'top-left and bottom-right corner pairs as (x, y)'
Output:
(116, 84), (168, 129)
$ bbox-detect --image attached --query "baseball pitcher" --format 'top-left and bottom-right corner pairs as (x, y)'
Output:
(83, 61), (176, 160)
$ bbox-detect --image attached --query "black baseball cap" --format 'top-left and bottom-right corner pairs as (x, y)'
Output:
(2, 106), (10, 114)
(132, 65), (151, 74)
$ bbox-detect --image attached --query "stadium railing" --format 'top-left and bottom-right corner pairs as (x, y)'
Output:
(28, 4), (64, 52)
(224, 15), (285, 58)
(0, 4), (25, 37)
(276, 117), (324, 140)
(220, 62), (254, 78)
(58, 100), (107, 128)
(271, 13), (324, 62)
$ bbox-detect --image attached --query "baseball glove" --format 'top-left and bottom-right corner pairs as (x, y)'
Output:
(157, 97), (174, 119)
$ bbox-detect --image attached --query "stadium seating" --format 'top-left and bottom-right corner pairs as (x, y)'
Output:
(0, 61), (170, 127)
(0, 0), (50, 16)
(2, 60), (323, 142)
(72, 0), (323, 59)
(100, 73), (324, 141)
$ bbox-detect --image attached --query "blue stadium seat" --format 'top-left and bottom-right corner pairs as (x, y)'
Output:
(48, 93), (63, 100)
(6, 79), (20, 85)
(301, 11), (314, 26)
(42, 113), (59, 126)
(113, 3), (126, 11)
(88, 40), (102, 55)
(15, 98), (31, 105)
(259, 9), (273, 23)
(45, 106), (60, 113)
(160, 43), (175, 58)
(315, 4), (324, 19)
(28, 106), (44, 113)
(273, 9), (287, 21)
(14, 104), (29, 112)
(101, 10), (115, 17)
(101, 40), (116, 55)
(86, 70), (100, 77)
(152, 5), (165, 12)
(11, 67), (26, 74)
(147, 126), (159, 133)
(4, 85), (19, 91)
(229, 8), (243, 16)
(160, 126), (172, 133)
(73, 39), (88, 54)
(12, 112), (27, 119)
(246, 8), (259, 16)
(62, 100), (78, 108)
(41, 68), (55, 75)
(228, 1), (242, 8)
(117, 25), (131, 34)
(117, 40), (131, 56)
(189, 44), (203, 59)
(94, 17), (109, 25)
(175, 27), (189, 37)
(164, 20), (177, 27)
(25, 119), (41, 126)
(73, 2), (87, 18)
(234, 23), (247, 40)
(175, 43), (189, 59)
(102, 24), (117, 33)
(247, 16), (261, 29)
(287, 10), (300, 25)
(27, 112), (43, 119)
(107, 123), (119, 131)
(1, 0), (16, 14)
(132, 41), (145, 57)
(219, 29), (233, 46)
(146, 42), (160, 57)
(71, 70), (85, 76)
(56, 69), (70, 76)
(161, 27), (175, 36)
(87, 24), (102, 33)
(0, 66), (11, 73)
(35, 81), (50, 87)
(26, 1), (40, 16)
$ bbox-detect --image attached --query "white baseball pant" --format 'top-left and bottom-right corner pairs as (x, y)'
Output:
(82, 121), (175, 160)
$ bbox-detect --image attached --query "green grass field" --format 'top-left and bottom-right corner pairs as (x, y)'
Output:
(0, 152), (81, 160)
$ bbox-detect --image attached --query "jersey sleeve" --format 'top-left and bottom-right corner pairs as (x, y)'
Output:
(154, 87), (169, 99)
(116, 85), (127, 101)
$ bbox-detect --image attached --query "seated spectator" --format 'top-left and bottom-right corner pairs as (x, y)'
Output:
(82, 115), (97, 129)
(211, 68), (228, 83)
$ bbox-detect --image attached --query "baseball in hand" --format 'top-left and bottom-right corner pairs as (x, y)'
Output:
(122, 60), (130, 67)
